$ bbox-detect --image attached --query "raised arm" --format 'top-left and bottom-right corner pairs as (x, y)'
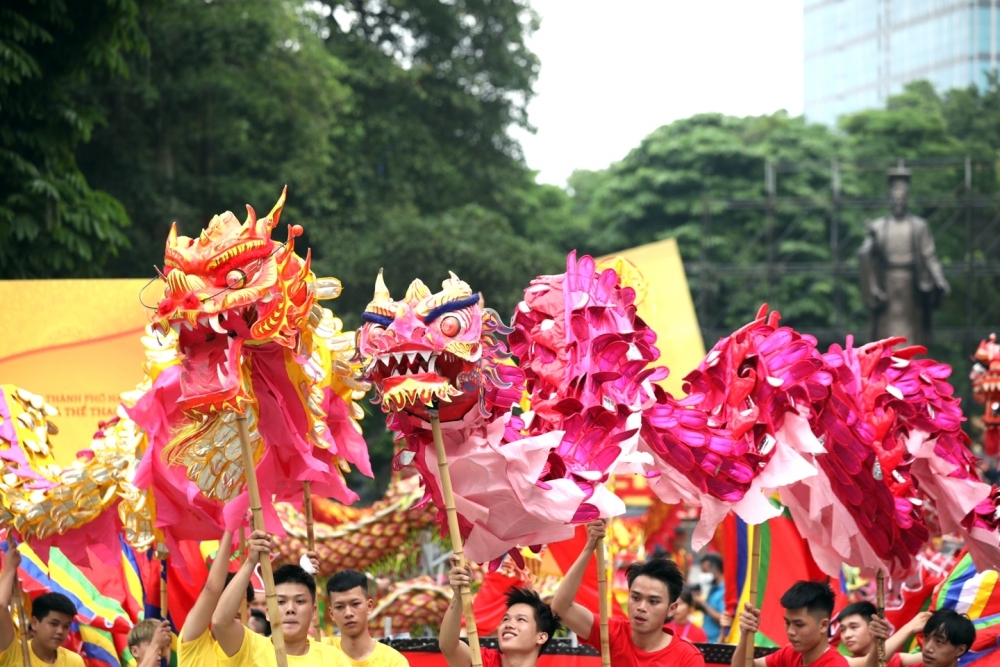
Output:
(181, 530), (233, 643)
(439, 556), (471, 667)
(212, 530), (269, 657)
(550, 520), (604, 639)
(0, 539), (21, 653)
(848, 612), (931, 667)
(730, 602), (767, 667)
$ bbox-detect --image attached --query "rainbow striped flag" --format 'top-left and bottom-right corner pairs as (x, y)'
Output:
(934, 553), (1000, 667)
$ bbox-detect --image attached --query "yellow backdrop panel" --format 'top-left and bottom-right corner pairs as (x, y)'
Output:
(599, 237), (705, 398)
(0, 279), (163, 466)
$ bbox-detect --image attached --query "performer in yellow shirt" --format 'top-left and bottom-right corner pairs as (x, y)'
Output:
(0, 540), (84, 667)
(322, 570), (407, 666)
(178, 530), (255, 667)
(212, 530), (346, 667)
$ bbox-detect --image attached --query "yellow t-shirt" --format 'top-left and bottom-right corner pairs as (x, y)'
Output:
(321, 637), (408, 667)
(0, 636), (85, 667)
(216, 630), (347, 667)
(178, 629), (218, 667)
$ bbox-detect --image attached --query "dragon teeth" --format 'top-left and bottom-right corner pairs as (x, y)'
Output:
(405, 352), (416, 365)
(210, 314), (227, 335)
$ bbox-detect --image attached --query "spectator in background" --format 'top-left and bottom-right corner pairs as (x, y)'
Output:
(693, 553), (726, 642)
(249, 609), (271, 637)
(668, 586), (709, 643)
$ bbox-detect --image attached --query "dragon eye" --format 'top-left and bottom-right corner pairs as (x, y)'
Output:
(439, 315), (461, 337)
(226, 269), (247, 289)
(367, 324), (385, 339)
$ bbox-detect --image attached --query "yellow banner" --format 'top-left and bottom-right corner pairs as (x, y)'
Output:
(0, 279), (163, 465)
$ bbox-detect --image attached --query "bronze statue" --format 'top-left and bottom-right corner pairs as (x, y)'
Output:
(858, 163), (950, 346)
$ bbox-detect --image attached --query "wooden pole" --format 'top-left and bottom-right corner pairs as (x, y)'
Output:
(745, 525), (763, 667)
(595, 535), (611, 667)
(876, 570), (886, 667)
(239, 528), (248, 626)
(428, 408), (483, 667)
(303, 481), (321, 639)
(159, 554), (170, 665)
(13, 580), (31, 667)
(235, 413), (289, 667)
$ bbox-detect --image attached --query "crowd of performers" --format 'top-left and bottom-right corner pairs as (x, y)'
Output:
(0, 519), (982, 667)
(3, 189), (1000, 667)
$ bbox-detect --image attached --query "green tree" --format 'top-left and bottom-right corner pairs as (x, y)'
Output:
(0, 0), (147, 278)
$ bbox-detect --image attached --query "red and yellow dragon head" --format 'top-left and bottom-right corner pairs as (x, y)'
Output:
(154, 187), (338, 414)
(357, 270), (511, 423)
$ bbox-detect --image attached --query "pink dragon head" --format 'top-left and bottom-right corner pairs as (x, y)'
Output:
(357, 270), (513, 423)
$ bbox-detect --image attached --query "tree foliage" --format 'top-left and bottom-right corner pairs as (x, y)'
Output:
(0, 0), (147, 278)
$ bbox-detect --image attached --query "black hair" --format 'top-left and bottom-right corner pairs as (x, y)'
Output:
(679, 584), (699, 606)
(836, 601), (877, 624)
(224, 571), (255, 604)
(779, 581), (836, 620)
(326, 570), (370, 597)
(625, 556), (684, 604)
(31, 593), (76, 621)
(699, 553), (724, 573)
(273, 564), (317, 601)
(249, 609), (271, 637)
(924, 609), (975, 650)
(505, 587), (560, 654)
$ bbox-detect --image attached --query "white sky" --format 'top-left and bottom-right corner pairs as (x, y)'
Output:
(513, 0), (804, 186)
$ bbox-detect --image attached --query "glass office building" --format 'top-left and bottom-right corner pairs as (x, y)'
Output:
(804, 0), (1000, 125)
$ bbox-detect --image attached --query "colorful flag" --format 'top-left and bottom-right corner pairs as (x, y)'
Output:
(934, 553), (1000, 667)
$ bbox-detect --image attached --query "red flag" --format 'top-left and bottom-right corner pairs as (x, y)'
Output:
(546, 525), (628, 621)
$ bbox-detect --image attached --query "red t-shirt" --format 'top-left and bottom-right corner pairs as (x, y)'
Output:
(667, 621), (708, 644)
(765, 645), (850, 667)
(481, 647), (503, 667)
(886, 655), (903, 667)
(583, 616), (707, 667)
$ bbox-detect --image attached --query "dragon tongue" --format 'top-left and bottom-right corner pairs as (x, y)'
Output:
(179, 331), (244, 410)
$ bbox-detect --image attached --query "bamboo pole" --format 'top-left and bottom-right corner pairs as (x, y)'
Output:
(876, 570), (886, 667)
(745, 525), (763, 667)
(235, 413), (288, 667)
(303, 481), (321, 639)
(428, 407), (483, 667)
(159, 551), (170, 664)
(239, 528), (248, 626)
(13, 581), (31, 667)
(595, 535), (611, 667)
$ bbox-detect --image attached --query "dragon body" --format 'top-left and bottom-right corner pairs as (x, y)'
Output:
(272, 474), (436, 576)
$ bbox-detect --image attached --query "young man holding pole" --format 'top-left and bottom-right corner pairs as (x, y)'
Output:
(442, 557), (559, 667)
(732, 581), (847, 667)
(212, 530), (346, 667)
(550, 520), (705, 667)
(836, 603), (930, 667)
(0, 544), (84, 667)
(865, 610), (975, 667)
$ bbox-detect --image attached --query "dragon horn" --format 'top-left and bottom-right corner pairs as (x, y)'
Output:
(166, 222), (178, 247)
(245, 205), (257, 227)
(374, 269), (391, 302)
(267, 185), (288, 230)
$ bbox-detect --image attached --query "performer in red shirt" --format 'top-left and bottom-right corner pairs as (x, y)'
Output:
(865, 610), (974, 667)
(551, 521), (706, 667)
(440, 556), (560, 667)
(732, 581), (848, 667)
